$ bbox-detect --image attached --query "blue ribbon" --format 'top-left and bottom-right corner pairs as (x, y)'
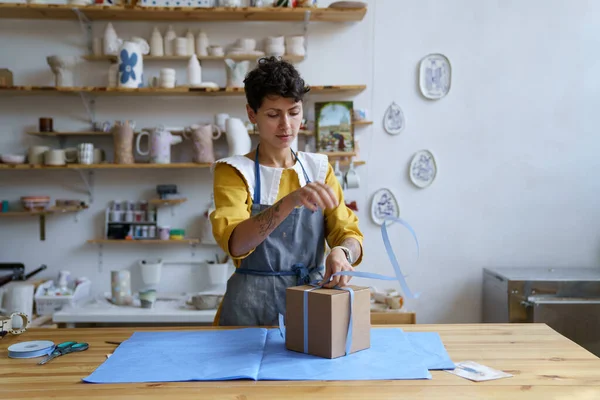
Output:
(298, 281), (355, 356)
(279, 217), (420, 355)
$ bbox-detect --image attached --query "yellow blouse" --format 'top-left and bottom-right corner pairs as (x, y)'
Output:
(210, 159), (364, 268)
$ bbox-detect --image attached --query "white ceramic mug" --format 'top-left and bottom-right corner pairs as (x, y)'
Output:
(28, 146), (50, 165)
(44, 149), (77, 166)
(159, 68), (176, 89)
(236, 38), (256, 52)
(0, 283), (34, 329)
(78, 143), (94, 165)
(345, 162), (360, 189)
(93, 148), (106, 164)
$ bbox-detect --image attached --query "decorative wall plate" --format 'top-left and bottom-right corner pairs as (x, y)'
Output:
(383, 101), (405, 135)
(370, 188), (400, 226)
(419, 53), (451, 100)
(409, 150), (437, 188)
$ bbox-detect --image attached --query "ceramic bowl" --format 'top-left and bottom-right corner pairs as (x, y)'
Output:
(187, 294), (223, 310)
(1, 154), (25, 164)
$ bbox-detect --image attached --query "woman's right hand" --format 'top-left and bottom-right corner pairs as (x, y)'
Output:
(289, 182), (339, 212)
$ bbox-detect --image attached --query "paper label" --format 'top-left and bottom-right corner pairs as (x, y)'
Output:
(446, 361), (513, 382)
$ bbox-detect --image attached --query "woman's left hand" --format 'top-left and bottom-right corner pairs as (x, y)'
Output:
(322, 248), (354, 288)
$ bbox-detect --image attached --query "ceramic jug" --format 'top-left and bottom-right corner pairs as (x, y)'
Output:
(136, 125), (183, 164)
(184, 124), (221, 163)
(224, 59), (250, 88)
(112, 121), (135, 164)
(226, 117), (252, 157)
(118, 37), (150, 89)
(103, 22), (121, 56)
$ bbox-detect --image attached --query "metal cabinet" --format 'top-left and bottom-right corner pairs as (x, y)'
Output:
(482, 267), (600, 356)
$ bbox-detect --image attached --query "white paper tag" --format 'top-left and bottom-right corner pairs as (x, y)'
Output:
(446, 361), (513, 382)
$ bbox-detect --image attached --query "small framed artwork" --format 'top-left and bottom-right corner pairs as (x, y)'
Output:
(315, 101), (355, 155)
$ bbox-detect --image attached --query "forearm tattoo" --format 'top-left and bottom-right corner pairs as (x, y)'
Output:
(255, 199), (283, 236)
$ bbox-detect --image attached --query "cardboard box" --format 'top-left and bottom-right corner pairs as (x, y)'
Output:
(285, 285), (371, 359)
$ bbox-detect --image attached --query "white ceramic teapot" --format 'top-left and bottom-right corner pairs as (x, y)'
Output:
(136, 125), (183, 164)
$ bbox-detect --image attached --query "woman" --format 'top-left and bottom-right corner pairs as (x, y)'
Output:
(210, 57), (364, 327)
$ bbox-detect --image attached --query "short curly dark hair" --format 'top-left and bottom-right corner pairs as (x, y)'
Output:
(244, 57), (310, 112)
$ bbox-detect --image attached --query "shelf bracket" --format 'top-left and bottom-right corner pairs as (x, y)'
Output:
(303, 10), (311, 57)
(38, 214), (46, 241)
(72, 7), (93, 54)
(97, 244), (104, 273)
(78, 92), (97, 127)
(190, 243), (197, 258)
(75, 169), (94, 205)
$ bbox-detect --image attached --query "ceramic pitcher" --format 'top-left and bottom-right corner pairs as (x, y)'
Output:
(184, 124), (221, 164)
(112, 121), (135, 164)
(136, 125), (183, 164)
(224, 59), (250, 88)
(226, 117), (252, 157)
(118, 37), (150, 89)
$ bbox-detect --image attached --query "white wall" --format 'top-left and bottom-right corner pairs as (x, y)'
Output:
(1, 0), (599, 323)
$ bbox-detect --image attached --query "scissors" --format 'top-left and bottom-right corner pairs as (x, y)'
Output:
(38, 341), (89, 365)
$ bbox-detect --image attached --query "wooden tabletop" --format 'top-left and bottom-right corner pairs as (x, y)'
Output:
(2, 323), (599, 399)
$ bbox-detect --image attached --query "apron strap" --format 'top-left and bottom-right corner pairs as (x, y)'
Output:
(235, 263), (323, 286)
(253, 145), (312, 206)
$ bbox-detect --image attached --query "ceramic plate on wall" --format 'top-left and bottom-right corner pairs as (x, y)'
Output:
(419, 53), (451, 100)
(383, 102), (405, 135)
(370, 188), (400, 225)
(409, 150), (437, 188)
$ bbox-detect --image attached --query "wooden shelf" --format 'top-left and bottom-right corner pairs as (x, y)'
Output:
(83, 54), (305, 63)
(0, 205), (88, 241)
(87, 239), (200, 244)
(0, 85), (366, 97)
(0, 163), (210, 170)
(0, 205), (87, 217)
(0, 4), (366, 22)
(148, 198), (187, 206)
(0, 160), (364, 170)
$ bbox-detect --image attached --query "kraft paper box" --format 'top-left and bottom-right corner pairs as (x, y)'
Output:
(285, 285), (371, 359)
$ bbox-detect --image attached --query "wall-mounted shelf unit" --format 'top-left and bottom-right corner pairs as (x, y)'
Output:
(0, 4), (367, 22)
(0, 85), (366, 97)
(0, 205), (88, 241)
(0, 160), (365, 170)
(83, 54), (305, 63)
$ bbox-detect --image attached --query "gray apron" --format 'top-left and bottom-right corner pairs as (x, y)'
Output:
(218, 146), (325, 326)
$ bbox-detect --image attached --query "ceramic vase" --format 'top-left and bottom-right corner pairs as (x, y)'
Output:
(46, 56), (78, 87)
(184, 124), (221, 163)
(196, 31), (209, 56)
(187, 56), (202, 87)
(118, 37), (150, 89)
(185, 30), (195, 56)
(164, 25), (176, 56)
(103, 22), (121, 56)
(112, 121), (135, 164)
(224, 59), (250, 88)
(150, 26), (164, 57)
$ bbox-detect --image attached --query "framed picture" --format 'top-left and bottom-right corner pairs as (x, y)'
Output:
(315, 101), (354, 154)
